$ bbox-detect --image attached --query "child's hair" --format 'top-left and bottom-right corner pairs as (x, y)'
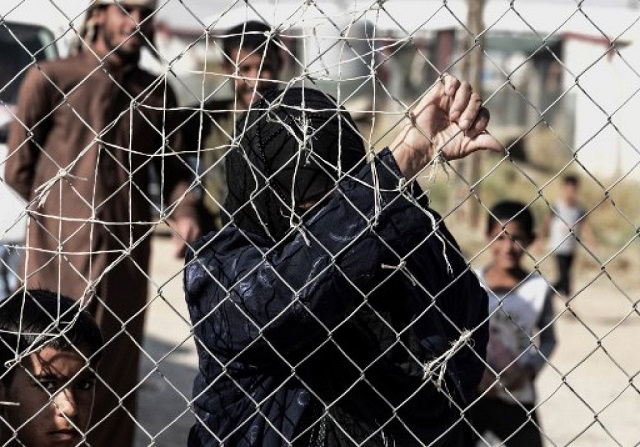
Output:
(487, 200), (535, 241)
(562, 174), (579, 186)
(0, 289), (103, 385)
(223, 21), (282, 65)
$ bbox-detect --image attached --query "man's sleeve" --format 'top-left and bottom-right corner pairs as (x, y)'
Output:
(4, 66), (53, 201)
(159, 84), (198, 221)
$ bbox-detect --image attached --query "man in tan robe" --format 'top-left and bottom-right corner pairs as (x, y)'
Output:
(5, 1), (200, 445)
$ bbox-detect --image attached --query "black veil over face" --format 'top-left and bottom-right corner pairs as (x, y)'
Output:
(222, 87), (366, 242)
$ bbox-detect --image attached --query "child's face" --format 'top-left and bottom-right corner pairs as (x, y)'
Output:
(1, 346), (96, 447)
(488, 220), (531, 270)
(562, 183), (579, 205)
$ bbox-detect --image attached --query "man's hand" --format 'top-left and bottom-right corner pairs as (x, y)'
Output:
(172, 216), (201, 258)
(391, 75), (503, 179)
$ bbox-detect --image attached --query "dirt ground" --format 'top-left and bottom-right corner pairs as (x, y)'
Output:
(134, 236), (640, 447)
(535, 272), (640, 447)
(134, 236), (198, 447)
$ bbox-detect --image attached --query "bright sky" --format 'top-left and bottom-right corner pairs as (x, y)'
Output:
(2, 0), (636, 35)
(155, 0), (636, 28)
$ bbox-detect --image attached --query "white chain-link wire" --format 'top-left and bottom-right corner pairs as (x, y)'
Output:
(0, 1), (639, 446)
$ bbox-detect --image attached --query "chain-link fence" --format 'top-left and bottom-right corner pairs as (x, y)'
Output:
(1, 0), (640, 446)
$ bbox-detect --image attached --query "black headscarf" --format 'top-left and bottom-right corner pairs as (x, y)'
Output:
(222, 87), (366, 242)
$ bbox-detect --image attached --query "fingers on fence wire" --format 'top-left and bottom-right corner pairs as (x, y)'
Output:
(400, 75), (502, 174)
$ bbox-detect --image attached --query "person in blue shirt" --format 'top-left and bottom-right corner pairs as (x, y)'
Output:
(184, 77), (502, 446)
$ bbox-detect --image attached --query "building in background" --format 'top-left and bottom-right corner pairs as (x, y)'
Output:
(141, 1), (640, 182)
(363, 0), (639, 181)
(2, 0), (639, 183)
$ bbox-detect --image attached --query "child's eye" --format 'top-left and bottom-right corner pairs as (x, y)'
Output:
(75, 379), (96, 391)
(114, 6), (129, 17)
(38, 380), (59, 394)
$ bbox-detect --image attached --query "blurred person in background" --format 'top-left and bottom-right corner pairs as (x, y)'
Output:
(0, 17), (64, 301)
(471, 201), (556, 447)
(409, 39), (432, 97)
(4, 1), (200, 445)
(193, 20), (283, 230)
(376, 40), (404, 111)
(538, 174), (595, 298)
(184, 76), (502, 446)
(223, 21), (284, 112)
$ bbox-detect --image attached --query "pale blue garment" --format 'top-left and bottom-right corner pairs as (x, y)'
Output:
(0, 244), (21, 300)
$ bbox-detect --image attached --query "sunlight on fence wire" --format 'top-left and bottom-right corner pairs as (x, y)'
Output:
(1, 1), (640, 446)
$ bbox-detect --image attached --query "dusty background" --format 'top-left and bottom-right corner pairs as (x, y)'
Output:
(134, 233), (640, 447)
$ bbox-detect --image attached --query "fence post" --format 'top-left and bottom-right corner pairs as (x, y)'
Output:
(460, 0), (486, 226)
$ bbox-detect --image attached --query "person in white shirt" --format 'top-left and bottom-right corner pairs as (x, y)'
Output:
(471, 201), (557, 447)
(539, 175), (595, 297)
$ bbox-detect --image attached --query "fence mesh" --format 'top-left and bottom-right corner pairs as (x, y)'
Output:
(1, 0), (640, 446)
